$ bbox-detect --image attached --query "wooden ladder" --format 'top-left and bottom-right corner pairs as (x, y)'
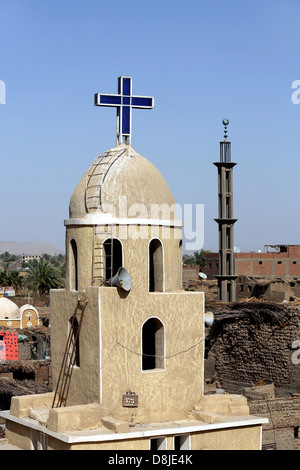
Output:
(85, 148), (126, 213)
(52, 300), (87, 408)
(92, 224), (114, 286)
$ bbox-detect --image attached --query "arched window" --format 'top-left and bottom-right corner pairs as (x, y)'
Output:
(69, 316), (80, 367)
(149, 239), (163, 292)
(70, 239), (78, 291)
(225, 195), (231, 218)
(226, 251), (232, 275)
(142, 317), (165, 371)
(227, 281), (232, 303)
(226, 226), (231, 250)
(103, 238), (123, 282)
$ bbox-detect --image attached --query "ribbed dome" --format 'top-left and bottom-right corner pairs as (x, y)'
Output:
(69, 143), (176, 221)
(0, 297), (20, 319)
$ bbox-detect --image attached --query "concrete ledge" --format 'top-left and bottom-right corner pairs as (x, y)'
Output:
(193, 411), (223, 424)
(0, 439), (21, 450)
(0, 410), (269, 445)
(101, 416), (129, 433)
(10, 392), (54, 418)
(47, 403), (103, 433)
(194, 394), (249, 416)
(228, 404), (250, 416)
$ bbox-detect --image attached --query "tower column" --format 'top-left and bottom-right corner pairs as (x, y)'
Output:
(214, 119), (238, 302)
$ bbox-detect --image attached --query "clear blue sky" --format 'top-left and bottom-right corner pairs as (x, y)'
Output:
(1, 0), (300, 254)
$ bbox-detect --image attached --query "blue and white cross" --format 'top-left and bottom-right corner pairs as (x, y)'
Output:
(94, 76), (154, 145)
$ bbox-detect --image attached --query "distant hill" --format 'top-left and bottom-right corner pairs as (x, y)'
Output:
(0, 241), (63, 256)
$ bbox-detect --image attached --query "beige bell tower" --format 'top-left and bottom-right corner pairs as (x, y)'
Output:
(50, 78), (205, 422)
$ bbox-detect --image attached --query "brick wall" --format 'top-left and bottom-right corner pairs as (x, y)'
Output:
(236, 255), (300, 278)
(205, 304), (300, 396)
(262, 428), (295, 450)
(202, 253), (219, 278)
(0, 361), (52, 387)
(182, 265), (200, 281)
(249, 398), (300, 450)
(34, 361), (52, 387)
(18, 341), (32, 361)
(203, 246), (300, 279)
(205, 302), (300, 450)
(295, 432), (300, 450)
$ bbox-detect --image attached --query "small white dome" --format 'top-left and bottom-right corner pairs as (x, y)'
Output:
(0, 297), (20, 319)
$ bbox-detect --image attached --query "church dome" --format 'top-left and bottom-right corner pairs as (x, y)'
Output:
(69, 143), (176, 222)
(0, 297), (20, 319)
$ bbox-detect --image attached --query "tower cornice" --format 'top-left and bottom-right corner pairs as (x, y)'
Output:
(213, 162), (237, 168)
(214, 218), (238, 224)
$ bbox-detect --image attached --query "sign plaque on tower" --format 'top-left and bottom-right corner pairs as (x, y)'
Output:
(122, 390), (138, 408)
(94, 76), (154, 146)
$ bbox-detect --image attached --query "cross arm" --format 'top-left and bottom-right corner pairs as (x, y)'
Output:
(131, 96), (154, 109)
(94, 94), (121, 106)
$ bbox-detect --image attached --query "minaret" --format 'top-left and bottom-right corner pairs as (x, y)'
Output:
(214, 119), (238, 302)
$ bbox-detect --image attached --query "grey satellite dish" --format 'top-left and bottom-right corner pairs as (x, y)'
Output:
(199, 272), (207, 279)
(233, 247), (240, 253)
(204, 311), (214, 328)
(112, 267), (131, 292)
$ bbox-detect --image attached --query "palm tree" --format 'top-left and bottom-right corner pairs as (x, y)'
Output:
(182, 249), (208, 271)
(41, 253), (66, 280)
(7, 271), (23, 294)
(24, 259), (64, 304)
(0, 270), (9, 287)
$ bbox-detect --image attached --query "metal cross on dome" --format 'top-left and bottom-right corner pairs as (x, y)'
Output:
(94, 76), (154, 145)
